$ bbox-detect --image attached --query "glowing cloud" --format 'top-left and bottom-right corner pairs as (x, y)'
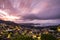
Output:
(0, 10), (8, 16)
(0, 0), (60, 23)
(0, 10), (19, 21)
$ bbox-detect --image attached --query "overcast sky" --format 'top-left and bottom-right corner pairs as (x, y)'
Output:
(0, 0), (60, 23)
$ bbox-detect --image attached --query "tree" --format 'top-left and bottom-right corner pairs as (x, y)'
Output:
(11, 34), (37, 40)
(41, 34), (58, 40)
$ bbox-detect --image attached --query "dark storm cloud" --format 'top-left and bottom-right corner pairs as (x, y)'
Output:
(23, 14), (40, 20)
(22, 0), (60, 20)
(23, 7), (60, 20)
(0, 0), (60, 23)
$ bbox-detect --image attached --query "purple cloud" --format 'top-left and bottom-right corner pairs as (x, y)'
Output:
(0, 0), (60, 23)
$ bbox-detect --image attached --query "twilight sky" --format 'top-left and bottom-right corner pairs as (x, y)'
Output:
(0, 0), (60, 23)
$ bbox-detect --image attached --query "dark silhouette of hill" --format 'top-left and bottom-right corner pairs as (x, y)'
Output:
(0, 20), (59, 29)
(0, 20), (18, 26)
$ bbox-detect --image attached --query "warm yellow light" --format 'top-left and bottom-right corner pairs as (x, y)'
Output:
(32, 35), (36, 38)
(57, 27), (60, 32)
(29, 31), (32, 33)
(57, 26), (60, 32)
(7, 34), (11, 38)
(37, 37), (41, 40)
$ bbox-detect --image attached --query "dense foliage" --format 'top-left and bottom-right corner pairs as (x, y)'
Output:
(41, 34), (58, 40)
